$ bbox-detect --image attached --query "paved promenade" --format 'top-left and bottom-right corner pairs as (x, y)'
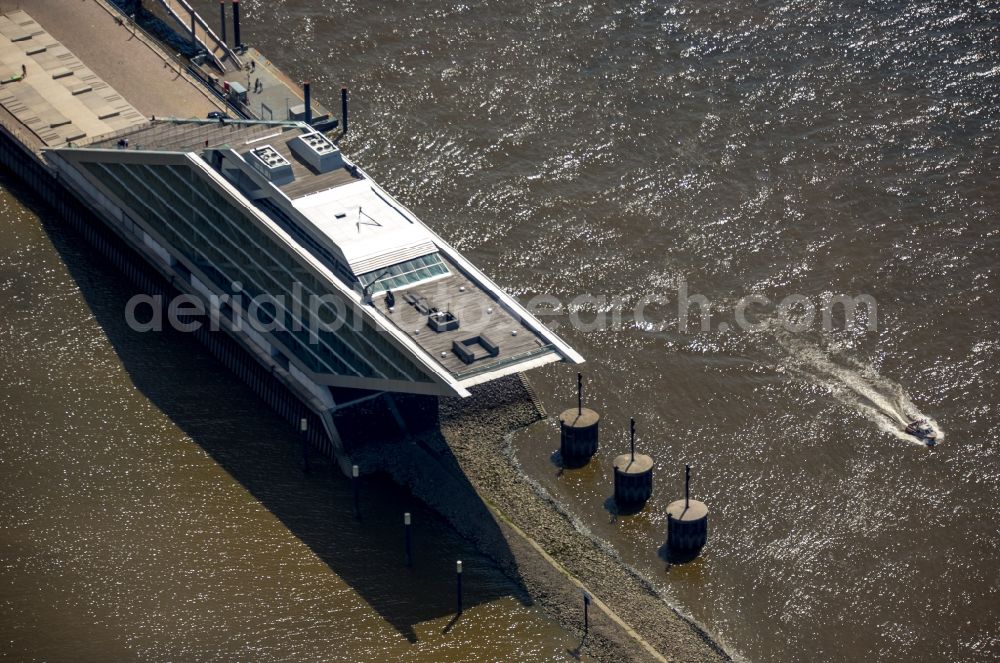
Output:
(16, 0), (221, 119)
(0, 9), (145, 146)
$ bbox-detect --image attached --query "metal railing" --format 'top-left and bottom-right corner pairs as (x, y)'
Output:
(152, 0), (243, 72)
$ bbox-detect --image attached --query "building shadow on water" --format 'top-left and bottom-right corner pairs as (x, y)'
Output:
(20, 174), (532, 643)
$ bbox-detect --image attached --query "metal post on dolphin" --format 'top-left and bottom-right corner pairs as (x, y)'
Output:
(577, 372), (583, 416)
(630, 417), (636, 463)
(685, 464), (691, 509)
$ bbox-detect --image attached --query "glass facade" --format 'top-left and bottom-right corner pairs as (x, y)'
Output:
(80, 156), (431, 384)
(358, 253), (449, 294)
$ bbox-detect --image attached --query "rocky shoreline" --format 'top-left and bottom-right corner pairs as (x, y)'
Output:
(355, 375), (731, 663)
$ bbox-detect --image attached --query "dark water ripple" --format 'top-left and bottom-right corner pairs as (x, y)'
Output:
(0, 183), (578, 660)
(5, 0), (1000, 660)
(221, 1), (998, 660)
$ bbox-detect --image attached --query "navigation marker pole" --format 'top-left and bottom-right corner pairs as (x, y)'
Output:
(577, 371), (583, 416)
(685, 464), (690, 509)
(630, 417), (636, 462)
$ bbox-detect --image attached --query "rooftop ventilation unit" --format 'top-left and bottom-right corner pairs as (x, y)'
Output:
(244, 144), (294, 185)
(288, 131), (344, 174)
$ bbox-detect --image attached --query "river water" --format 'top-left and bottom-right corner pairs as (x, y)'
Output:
(0, 178), (581, 660)
(4, 0), (999, 661)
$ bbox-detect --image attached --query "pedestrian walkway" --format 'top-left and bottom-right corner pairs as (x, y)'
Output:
(238, 47), (332, 123)
(23, 0), (222, 120)
(0, 9), (145, 146)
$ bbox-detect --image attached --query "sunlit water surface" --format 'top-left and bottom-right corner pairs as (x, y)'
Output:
(3, 0), (999, 660)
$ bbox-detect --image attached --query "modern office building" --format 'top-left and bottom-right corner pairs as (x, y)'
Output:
(47, 119), (582, 463)
(0, 5), (580, 471)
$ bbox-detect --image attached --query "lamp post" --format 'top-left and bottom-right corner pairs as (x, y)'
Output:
(404, 512), (412, 567)
(456, 560), (463, 614)
(352, 465), (360, 519)
(300, 417), (309, 474)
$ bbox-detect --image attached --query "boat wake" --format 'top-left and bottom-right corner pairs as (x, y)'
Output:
(775, 334), (943, 446)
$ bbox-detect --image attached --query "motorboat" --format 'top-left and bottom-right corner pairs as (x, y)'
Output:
(905, 419), (938, 446)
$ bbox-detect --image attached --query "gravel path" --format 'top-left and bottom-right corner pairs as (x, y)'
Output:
(356, 375), (731, 663)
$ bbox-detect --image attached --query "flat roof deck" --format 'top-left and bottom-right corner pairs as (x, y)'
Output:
(89, 120), (360, 197)
(89, 119), (285, 151)
(270, 137), (360, 199)
(371, 257), (554, 377)
(62, 116), (554, 378)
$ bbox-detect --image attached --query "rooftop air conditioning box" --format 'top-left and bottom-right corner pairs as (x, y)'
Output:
(288, 131), (344, 173)
(244, 144), (294, 185)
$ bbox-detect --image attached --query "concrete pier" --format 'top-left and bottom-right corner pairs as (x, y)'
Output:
(612, 418), (654, 511)
(664, 466), (708, 562)
(558, 372), (599, 466)
(229, 47), (333, 124)
(666, 501), (708, 556)
(613, 454), (653, 508)
(559, 407), (599, 466)
(0, 2), (353, 470)
(22, 0), (221, 119)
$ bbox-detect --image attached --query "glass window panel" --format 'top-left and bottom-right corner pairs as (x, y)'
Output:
(358, 253), (448, 292)
(80, 158), (434, 383)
